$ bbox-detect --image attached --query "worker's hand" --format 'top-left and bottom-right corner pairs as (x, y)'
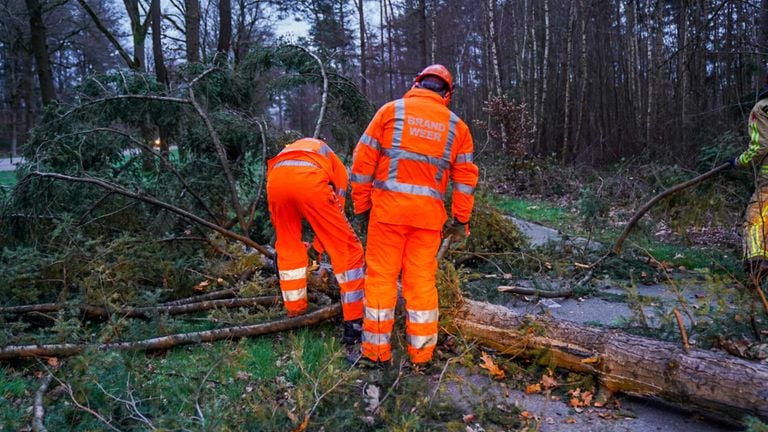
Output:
(729, 157), (738, 168)
(444, 218), (469, 240)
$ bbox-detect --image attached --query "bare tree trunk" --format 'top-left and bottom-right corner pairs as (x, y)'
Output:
(355, 0), (367, 97)
(151, 0), (168, 86)
(124, 0), (150, 71)
(448, 300), (768, 426)
(25, 0), (57, 105)
(561, 0), (575, 163)
(185, 0), (201, 63)
(539, 0), (550, 150)
(418, 0), (428, 66)
(574, 0), (587, 153)
(217, 0), (232, 60)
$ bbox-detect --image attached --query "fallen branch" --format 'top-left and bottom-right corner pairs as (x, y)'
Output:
(1, 296), (281, 319)
(448, 299), (768, 425)
(29, 172), (273, 258)
(0, 304), (341, 360)
(32, 373), (53, 432)
(609, 162), (731, 256)
(497, 285), (573, 298)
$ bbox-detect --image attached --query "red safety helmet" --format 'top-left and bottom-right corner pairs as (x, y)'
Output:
(413, 64), (453, 106)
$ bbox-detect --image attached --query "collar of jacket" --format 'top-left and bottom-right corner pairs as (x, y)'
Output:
(403, 87), (445, 104)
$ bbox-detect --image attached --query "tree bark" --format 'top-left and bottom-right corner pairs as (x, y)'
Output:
(185, 0), (201, 63)
(25, 0), (57, 105)
(448, 299), (768, 425)
(150, 0), (168, 86)
(217, 0), (232, 60)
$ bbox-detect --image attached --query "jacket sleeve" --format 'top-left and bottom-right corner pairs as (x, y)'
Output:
(737, 103), (768, 167)
(327, 151), (349, 209)
(450, 121), (479, 224)
(350, 107), (385, 214)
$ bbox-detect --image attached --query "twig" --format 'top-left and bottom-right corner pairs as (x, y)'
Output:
(59, 380), (123, 432)
(428, 357), (457, 407)
(298, 348), (355, 430)
(497, 285), (573, 298)
(285, 45), (328, 139)
(32, 373), (53, 432)
(192, 357), (224, 428)
(673, 309), (690, 352)
(95, 376), (156, 430)
(373, 359), (406, 415)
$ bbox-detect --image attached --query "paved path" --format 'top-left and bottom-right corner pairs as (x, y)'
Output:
(0, 157), (23, 171)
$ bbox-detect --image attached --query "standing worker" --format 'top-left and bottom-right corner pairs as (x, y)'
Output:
(731, 77), (768, 279)
(350, 64), (479, 367)
(267, 137), (365, 345)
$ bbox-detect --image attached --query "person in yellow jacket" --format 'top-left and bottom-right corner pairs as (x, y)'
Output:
(267, 137), (365, 344)
(350, 64), (479, 366)
(732, 82), (768, 279)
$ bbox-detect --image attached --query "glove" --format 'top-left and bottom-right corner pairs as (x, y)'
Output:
(729, 157), (738, 168)
(444, 218), (469, 240)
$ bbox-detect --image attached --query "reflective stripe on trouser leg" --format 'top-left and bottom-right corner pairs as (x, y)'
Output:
(267, 166), (317, 315)
(401, 226), (441, 363)
(744, 184), (768, 260)
(296, 176), (366, 321)
(362, 219), (407, 362)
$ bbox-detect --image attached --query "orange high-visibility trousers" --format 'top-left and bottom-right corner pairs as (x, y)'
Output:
(362, 218), (441, 364)
(267, 164), (365, 320)
(743, 184), (768, 262)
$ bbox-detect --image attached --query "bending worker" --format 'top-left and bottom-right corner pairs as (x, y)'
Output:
(267, 137), (364, 345)
(350, 64), (479, 366)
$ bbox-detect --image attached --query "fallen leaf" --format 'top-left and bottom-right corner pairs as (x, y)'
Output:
(462, 413), (476, 423)
(479, 352), (506, 379)
(541, 373), (558, 389)
(564, 417), (577, 424)
(47, 357), (60, 368)
(580, 356), (600, 364)
(582, 390), (593, 406)
(525, 383), (542, 394)
(569, 397), (581, 408)
(520, 411), (535, 420)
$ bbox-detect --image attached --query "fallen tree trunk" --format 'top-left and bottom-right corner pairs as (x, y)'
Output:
(447, 299), (768, 424)
(0, 304), (340, 359)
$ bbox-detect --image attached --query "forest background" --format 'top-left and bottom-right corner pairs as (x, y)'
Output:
(1, 0), (768, 431)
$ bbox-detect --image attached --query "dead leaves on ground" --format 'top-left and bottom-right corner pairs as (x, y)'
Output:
(478, 351), (506, 379)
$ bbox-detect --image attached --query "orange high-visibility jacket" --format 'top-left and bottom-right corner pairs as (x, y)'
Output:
(267, 137), (349, 209)
(350, 88), (478, 229)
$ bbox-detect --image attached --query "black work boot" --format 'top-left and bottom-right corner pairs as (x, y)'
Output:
(342, 318), (363, 345)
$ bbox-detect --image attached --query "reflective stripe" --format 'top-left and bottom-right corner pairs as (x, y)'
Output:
(318, 143), (331, 156)
(337, 188), (346, 198)
(407, 308), (439, 323)
(282, 287), (307, 302)
(407, 333), (437, 349)
(363, 331), (391, 345)
(359, 134), (381, 151)
(342, 289), (364, 304)
(279, 267), (306, 281)
(392, 100), (405, 149)
(455, 152), (473, 163)
(350, 173), (373, 183)
(453, 182), (475, 195)
(382, 148), (450, 170)
(336, 267), (365, 284)
(436, 113), (459, 183)
(365, 307), (396, 321)
(373, 179), (443, 200)
(273, 160), (319, 169)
